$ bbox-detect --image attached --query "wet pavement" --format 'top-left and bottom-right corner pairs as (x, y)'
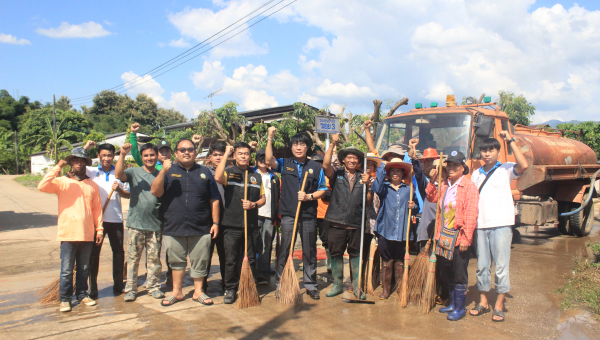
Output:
(1, 175), (599, 340)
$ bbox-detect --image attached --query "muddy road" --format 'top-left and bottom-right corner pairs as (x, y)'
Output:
(0, 175), (598, 339)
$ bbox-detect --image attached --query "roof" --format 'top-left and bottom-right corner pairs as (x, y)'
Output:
(30, 132), (145, 157)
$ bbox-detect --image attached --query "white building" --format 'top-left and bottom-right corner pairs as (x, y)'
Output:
(29, 132), (146, 175)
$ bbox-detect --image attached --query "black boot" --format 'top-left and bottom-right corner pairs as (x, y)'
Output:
(89, 256), (100, 298)
(113, 252), (124, 295)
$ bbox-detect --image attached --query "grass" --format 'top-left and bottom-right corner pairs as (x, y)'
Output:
(14, 174), (43, 188)
(556, 242), (600, 315)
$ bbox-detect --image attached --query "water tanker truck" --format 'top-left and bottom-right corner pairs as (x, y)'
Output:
(374, 95), (599, 237)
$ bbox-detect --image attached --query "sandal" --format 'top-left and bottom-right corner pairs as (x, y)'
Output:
(470, 304), (491, 316)
(193, 293), (214, 306)
(161, 295), (181, 307)
(492, 309), (505, 322)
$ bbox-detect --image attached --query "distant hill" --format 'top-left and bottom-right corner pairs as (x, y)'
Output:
(536, 119), (583, 128)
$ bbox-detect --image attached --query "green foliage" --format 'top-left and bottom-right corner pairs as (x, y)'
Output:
(13, 174), (43, 188)
(21, 117), (84, 164)
(196, 101), (252, 146)
(82, 131), (107, 158)
(497, 90), (536, 126)
(0, 89), (34, 135)
(557, 121), (600, 157)
(55, 96), (73, 111)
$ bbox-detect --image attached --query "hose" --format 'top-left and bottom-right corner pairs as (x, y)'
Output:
(560, 168), (600, 217)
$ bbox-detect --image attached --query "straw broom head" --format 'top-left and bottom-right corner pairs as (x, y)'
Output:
(421, 252), (438, 313)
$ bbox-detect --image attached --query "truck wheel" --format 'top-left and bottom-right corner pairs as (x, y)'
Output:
(569, 194), (594, 237)
(557, 202), (572, 235)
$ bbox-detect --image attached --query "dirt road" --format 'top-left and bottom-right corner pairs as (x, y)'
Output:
(0, 175), (598, 339)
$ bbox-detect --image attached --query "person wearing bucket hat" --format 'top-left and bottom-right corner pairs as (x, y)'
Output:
(426, 150), (479, 321)
(38, 149), (104, 312)
(321, 134), (370, 299)
(370, 154), (420, 300)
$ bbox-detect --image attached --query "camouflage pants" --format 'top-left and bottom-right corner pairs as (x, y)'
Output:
(125, 229), (162, 293)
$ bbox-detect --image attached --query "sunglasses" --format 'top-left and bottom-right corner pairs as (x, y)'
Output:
(177, 147), (195, 154)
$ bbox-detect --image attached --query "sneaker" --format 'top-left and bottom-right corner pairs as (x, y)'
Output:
(124, 291), (136, 302)
(150, 290), (165, 299)
(257, 277), (268, 285)
(80, 297), (97, 306)
(223, 290), (236, 304)
(59, 301), (71, 312)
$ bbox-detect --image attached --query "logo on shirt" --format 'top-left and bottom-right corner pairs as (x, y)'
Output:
(171, 174), (182, 178)
(200, 173), (206, 179)
(286, 167), (295, 172)
(272, 179), (277, 184)
(308, 169), (314, 174)
(451, 151), (458, 156)
(250, 177), (257, 184)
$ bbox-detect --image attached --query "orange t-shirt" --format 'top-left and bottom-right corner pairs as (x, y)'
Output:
(317, 176), (330, 219)
(38, 165), (103, 241)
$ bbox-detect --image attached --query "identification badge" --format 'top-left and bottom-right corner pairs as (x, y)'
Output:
(309, 169), (314, 174)
(250, 177), (257, 184)
(171, 174), (182, 178)
(200, 173), (206, 179)
(286, 167), (295, 172)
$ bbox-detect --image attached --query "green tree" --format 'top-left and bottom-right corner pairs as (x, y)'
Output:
(19, 108), (93, 143)
(55, 95), (73, 111)
(195, 101), (248, 145)
(21, 117), (84, 164)
(497, 90), (535, 126)
(557, 121), (600, 157)
(81, 131), (107, 158)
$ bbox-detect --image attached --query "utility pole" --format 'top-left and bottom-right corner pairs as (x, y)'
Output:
(53, 94), (56, 135)
(14, 131), (19, 174)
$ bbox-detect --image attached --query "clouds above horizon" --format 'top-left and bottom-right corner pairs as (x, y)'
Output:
(0, 33), (31, 45)
(36, 21), (112, 38)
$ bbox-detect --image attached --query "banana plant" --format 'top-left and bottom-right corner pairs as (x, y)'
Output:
(21, 117), (84, 164)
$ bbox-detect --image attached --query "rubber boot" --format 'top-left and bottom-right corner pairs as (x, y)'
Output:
(393, 260), (404, 293)
(113, 252), (124, 295)
(325, 247), (332, 274)
(349, 256), (366, 300)
(439, 284), (455, 313)
(379, 259), (394, 300)
(447, 284), (467, 321)
(326, 256), (344, 297)
(89, 256), (100, 298)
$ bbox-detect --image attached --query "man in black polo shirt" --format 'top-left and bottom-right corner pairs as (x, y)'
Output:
(214, 142), (266, 304)
(151, 139), (221, 306)
(322, 134), (370, 299)
(265, 127), (327, 300)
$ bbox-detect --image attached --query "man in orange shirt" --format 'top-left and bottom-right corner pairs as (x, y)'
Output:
(38, 148), (104, 313)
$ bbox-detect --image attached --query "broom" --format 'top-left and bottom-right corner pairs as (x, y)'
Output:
(238, 170), (260, 308)
(38, 187), (116, 304)
(365, 238), (378, 295)
(276, 172), (308, 306)
(407, 240), (431, 304)
(398, 167), (414, 307)
(421, 153), (444, 313)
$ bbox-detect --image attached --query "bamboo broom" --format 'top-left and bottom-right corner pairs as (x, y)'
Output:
(38, 187), (116, 304)
(238, 170), (260, 308)
(276, 172), (308, 306)
(421, 153), (444, 313)
(407, 240), (431, 304)
(398, 167), (414, 307)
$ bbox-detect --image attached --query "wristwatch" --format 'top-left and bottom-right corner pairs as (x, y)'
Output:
(309, 193), (314, 200)
(253, 202), (257, 209)
(507, 137), (516, 144)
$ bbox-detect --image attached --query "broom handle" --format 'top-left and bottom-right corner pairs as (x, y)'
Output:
(431, 153), (444, 251)
(404, 168), (414, 251)
(244, 170), (248, 255)
(289, 172), (309, 257)
(102, 188), (115, 214)
(356, 154), (368, 294)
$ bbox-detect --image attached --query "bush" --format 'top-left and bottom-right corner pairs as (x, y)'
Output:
(556, 242), (600, 315)
(14, 174), (43, 188)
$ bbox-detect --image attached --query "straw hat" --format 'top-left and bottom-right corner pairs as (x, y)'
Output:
(384, 157), (412, 179)
(366, 152), (383, 168)
(381, 145), (407, 161)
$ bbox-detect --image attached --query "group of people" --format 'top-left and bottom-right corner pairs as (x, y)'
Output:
(39, 119), (527, 323)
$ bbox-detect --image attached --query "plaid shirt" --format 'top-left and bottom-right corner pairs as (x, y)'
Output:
(425, 176), (479, 246)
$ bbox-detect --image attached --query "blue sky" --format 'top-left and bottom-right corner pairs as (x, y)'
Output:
(2, 0), (599, 124)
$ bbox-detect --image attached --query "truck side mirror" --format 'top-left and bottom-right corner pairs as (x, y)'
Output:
(474, 115), (495, 137)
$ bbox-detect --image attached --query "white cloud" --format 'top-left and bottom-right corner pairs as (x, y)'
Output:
(168, 38), (191, 48)
(36, 21), (112, 38)
(313, 79), (375, 98)
(120, 72), (207, 118)
(243, 90), (278, 110)
(0, 33), (31, 45)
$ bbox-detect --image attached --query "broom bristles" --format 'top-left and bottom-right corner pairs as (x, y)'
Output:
(276, 256), (303, 306)
(38, 269), (78, 304)
(398, 253), (410, 307)
(238, 256), (260, 309)
(421, 255), (437, 313)
(407, 244), (431, 304)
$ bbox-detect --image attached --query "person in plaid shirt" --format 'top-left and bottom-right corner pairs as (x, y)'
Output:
(426, 151), (479, 321)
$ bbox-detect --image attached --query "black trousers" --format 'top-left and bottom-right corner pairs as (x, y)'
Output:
(377, 235), (406, 260)
(316, 218), (330, 249)
(438, 247), (470, 299)
(222, 226), (257, 291)
(205, 227), (226, 289)
(328, 226), (361, 257)
(90, 222), (124, 290)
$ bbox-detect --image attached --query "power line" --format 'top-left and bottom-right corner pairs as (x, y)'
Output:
(70, 0), (285, 104)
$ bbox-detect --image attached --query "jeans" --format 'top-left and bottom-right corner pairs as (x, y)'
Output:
(223, 226), (258, 291)
(476, 226), (512, 294)
(255, 217), (275, 279)
(276, 216), (318, 291)
(60, 241), (94, 302)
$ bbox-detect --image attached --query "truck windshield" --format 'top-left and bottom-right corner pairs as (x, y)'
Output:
(377, 114), (472, 157)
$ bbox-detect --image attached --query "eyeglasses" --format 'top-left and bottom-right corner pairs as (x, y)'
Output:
(177, 147), (195, 154)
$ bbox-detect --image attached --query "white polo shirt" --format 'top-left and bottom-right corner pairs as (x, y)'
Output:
(471, 162), (520, 229)
(257, 169), (272, 219)
(86, 165), (129, 223)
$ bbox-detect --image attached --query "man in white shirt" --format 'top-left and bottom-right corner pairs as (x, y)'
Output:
(469, 131), (528, 322)
(84, 141), (130, 297)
